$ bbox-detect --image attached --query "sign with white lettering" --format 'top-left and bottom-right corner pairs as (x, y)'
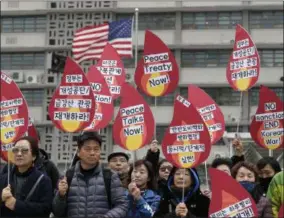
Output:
(250, 86), (284, 150)
(84, 65), (114, 131)
(113, 83), (154, 151)
(96, 43), (126, 99)
(226, 24), (260, 91)
(134, 30), (179, 97)
(209, 168), (258, 218)
(161, 95), (211, 168)
(0, 71), (29, 144)
(48, 57), (95, 132)
(188, 85), (225, 144)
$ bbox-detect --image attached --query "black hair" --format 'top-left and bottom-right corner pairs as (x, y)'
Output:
(231, 161), (259, 181)
(77, 131), (102, 149)
(256, 157), (281, 174)
(211, 157), (233, 169)
(14, 136), (39, 158)
(128, 159), (157, 191)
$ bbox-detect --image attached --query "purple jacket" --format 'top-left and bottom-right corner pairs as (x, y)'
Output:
(257, 196), (273, 218)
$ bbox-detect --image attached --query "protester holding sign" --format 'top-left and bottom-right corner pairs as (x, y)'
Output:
(0, 136), (53, 217)
(144, 139), (173, 196)
(52, 131), (128, 218)
(231, 161), (273, 217)
(154, 167), (210, 218)
(126, 160), (160, 218)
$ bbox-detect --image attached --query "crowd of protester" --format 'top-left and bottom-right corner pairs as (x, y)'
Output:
(0, 131), (283, 218)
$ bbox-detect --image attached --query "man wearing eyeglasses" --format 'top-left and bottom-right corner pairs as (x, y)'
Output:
(52, 131), (128, 218)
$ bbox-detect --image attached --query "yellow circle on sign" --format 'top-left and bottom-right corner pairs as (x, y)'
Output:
(1, 115), (16, 144)
(236, 68), (250, 91)
(61, 108), (81, 132)
(146, 73), (165, 96)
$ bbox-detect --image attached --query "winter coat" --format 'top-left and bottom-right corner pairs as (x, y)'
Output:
(0, 166), (53, 217)
(1, 149), (60, 193)
(267, 171), (284, 218)
(126, 189), (160, 218)
(154, 167), (210, 218)
(256, 196), (273, 218)
(52, 161), (128, 218)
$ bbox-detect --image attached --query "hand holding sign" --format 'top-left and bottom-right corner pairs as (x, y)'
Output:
(113, 83), (155, 151)
(161, 95), (211, 168)
(209, 168), (258, 218)
(48, 57), (95, 132)
(188, 85), (225, 144)
(85, 65), (114, 131)
(226, 24), (260, 91)
(250, 85), (284, 150)
(96, 43), (126, 99)
(1, 72), (29, 144)
(135, 30), (179, 97)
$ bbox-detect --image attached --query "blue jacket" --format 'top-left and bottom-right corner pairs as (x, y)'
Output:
(126, 189), (161, 218)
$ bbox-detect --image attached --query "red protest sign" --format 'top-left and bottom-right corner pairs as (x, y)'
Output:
(96, 43), (126, 99)
(84, 65), (114, 131)
(188, 85), (225, 145)
(226, 24), (260, 91)
(0, 117), (39, 162)
(250, 85), (284, 150)
(113, 83), (155, 151)
(48, 57), (95, 132)
(279, 204), (284, 218)
(161, 95), (211, 168)
(134, 30), (179, 97)
(209, 168), (258, 218)
(1, 71), (29, 144)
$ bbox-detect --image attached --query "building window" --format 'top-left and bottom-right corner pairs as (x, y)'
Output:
(122, 51), (144, 68)
(156, 125), (168, 143)
(1, 16), (46, 33)
(203, 88), (241, 106)
(21, 89), (44, 106)
(182, 12), (242, 29)
(181, 50), (230, 67)
(116, 13), (176, 30)
(249, 11), (283, 29)
(226, 126), (245, 132)
(1, 53), (45, 70)
(259, 50), (283, 67)
(179, 87), (188, 99)
(250, 87), (284, 106)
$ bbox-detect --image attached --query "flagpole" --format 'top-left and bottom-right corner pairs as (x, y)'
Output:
(134, 8), (139, 69)
(132, 7), (139, 168)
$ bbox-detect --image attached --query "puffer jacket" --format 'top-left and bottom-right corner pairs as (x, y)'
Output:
(257, 196), (273, 218)
(52, 161), (128, 218)
(154, 167), (210, 218)
(126, 189), (160, 218)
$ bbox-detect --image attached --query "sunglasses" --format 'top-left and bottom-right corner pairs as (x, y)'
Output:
(12, 147), (30, 154)
(160, 166), (173, 172)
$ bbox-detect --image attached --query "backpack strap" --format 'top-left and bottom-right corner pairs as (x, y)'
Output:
(25, 174), (44, 201)
(102, 168), (112, 209)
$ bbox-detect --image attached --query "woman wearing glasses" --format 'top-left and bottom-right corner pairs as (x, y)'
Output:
(0, 136), (53, 217)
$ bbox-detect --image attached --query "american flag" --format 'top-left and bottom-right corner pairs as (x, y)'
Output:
(72, 18), (133, 63)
